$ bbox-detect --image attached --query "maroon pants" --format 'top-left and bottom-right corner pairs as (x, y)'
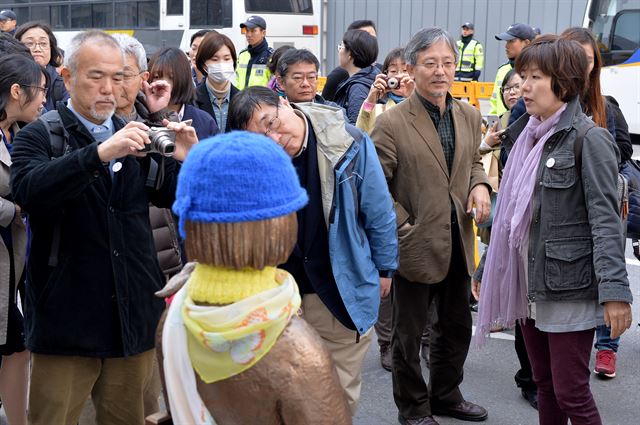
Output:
(521, 319), (601, 425)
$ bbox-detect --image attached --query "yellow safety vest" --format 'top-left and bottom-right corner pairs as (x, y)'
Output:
(489, 62), (512, 116)
(456, 39), (484, 76)
(236, 49), (272, 90)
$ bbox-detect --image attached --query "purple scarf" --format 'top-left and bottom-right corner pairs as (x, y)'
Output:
(474, 104), (567, 346)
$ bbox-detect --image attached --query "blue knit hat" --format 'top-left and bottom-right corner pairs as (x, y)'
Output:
(173, 131), (308, 237)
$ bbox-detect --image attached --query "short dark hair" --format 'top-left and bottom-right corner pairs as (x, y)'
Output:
(382, 47), (405, 74)
(500, 69), (518, 110)
(515, 35), (587, 103)
(148, 47), (195, 106)
(196, 32), (237, 77)
(0, 32), (31, 57)
(342, 29), (378, 68)
(277, 48), (319, 77)
(228, 86), (280, 131)
(190, 29), (213, 46)
(15, 21), (63, 67)
(267, 45), (295, 74)
(348, 20), (376, 32)
(0, 53), (49, 122)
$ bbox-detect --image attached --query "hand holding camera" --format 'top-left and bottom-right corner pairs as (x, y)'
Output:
(366, 73), (414, 104)
(97, 121), (152, 163)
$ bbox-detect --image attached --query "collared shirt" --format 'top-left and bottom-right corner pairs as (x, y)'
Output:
(417, 92), (455, 173)
(206, 85), (230, 133)
(67, 100), (114, 143)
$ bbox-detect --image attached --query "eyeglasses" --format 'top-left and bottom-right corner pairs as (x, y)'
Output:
(417, 61), (456, 70)
(501, 84), (521, 94)
(23, 41), (50, 50)
(21, 85), (48, 96)
(288, 73), (318, 85)
(122, 70), (145, 81)
(264, 109), (282, 137)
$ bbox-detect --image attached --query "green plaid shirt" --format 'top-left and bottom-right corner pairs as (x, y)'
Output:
(417, 93), (455, 173)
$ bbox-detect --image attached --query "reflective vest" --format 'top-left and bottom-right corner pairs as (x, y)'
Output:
(455, 39), (484, 80)
(236, 47), (273, 90)
(489, 62), (512, 116)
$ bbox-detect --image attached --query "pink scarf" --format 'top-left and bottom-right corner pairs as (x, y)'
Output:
(474, 104), (567, 346)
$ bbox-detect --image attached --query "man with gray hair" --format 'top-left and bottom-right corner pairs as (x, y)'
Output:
(10, 30), (197, 425)
(372, 27), (490, 425)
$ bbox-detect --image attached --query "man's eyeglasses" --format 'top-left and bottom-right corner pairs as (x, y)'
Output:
(288, 73), (318, 85)
(21, 85), (48, 96)
(417, 61), (456, 70)
(122, 70), (145, 82)
(23, 41), (50, 50)
(501, 84), (521, 94)
(264, 109), (282, 137)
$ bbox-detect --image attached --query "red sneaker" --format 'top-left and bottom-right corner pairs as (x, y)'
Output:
(594, 349), (617, 378)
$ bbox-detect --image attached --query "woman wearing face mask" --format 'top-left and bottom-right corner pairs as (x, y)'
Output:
(356, 47), (415, 134)
(15, 22), (68, 111)
(195, 32), (239, 133)
(0, 53), (49, 425)
(147, 47), (218, 140)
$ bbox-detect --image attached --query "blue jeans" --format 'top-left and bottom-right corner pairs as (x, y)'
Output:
(594, 325), (620, 352)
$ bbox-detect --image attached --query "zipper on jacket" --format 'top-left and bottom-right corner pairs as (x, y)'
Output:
(355, 331), (360, 343)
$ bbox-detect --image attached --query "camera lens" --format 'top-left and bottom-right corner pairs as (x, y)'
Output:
(387, 77), (399, 89)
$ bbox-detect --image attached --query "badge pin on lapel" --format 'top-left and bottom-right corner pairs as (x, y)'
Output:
(546, 158), (555, 168)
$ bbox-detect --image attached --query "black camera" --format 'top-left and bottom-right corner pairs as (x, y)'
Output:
(386, 76), (401, 90)
(142, 127), (176, 157)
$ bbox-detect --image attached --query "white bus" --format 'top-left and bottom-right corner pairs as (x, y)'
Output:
(2, 0), (322, 60)
(584, 0), (640, 137)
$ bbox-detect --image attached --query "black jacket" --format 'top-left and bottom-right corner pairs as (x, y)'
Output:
(333, 65), (378, 125)
(194, 82), (239, 133)
(10, 103), (176, 357)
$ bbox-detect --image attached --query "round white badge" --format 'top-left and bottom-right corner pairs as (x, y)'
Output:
(112, 161), (123, 173)
(546, 158), (555, 168)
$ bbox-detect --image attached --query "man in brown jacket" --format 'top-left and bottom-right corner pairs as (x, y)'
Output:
(372, 27), (491, 425)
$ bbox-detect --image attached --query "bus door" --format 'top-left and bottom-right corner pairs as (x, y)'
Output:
(161, 0), (187, 30)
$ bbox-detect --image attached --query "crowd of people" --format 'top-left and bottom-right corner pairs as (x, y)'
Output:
(0, 10), (635, 425)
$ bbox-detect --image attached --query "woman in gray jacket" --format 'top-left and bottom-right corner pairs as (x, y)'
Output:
(473, 37), (632, 425)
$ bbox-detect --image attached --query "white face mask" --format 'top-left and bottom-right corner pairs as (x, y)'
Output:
(207, 62), (236, 85)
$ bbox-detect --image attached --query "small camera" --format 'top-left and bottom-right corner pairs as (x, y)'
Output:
(143, 127), (176, 157)
(387, 76), (401, 90)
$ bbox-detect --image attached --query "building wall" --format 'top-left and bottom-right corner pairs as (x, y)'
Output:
(324, 0), (588, 82)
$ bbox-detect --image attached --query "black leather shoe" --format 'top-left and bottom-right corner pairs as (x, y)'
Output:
(398, 413), (440, 425)
(432, 401), (488, 422)
(380, 345), (392, 372)
(521, 388), (538, 410)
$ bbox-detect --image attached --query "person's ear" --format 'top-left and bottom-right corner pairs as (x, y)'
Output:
(276, 74), (285, 88)
(279, 97), (291, 108)
(141, 71), (150, 83)
(60, 66), (72, 92)
(10, 83), (21, 101)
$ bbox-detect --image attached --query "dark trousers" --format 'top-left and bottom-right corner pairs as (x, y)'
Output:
(514, 321), (536, 390)
(376, 293), (432, 348)
(391, 230), (472, 419)
(521, 319), (601, 425)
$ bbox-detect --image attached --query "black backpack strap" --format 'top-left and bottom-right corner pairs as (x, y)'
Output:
(38, 110), (69, 159)
(573, 121), (596, 173)
(38, 110), (70, 267)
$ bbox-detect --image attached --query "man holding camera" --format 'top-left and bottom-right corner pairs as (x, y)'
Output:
(10, 30), (197, 425)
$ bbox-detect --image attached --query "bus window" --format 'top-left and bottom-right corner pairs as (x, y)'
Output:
(191, 0), (232, 27)
(166, 0), (183, 15)
(245, 0), (313, 14)
(611, 10), (640, 51)
(115, 1), (159, 29)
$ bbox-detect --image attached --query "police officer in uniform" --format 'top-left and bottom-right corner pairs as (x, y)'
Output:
(236, 15), (273, 90)
(489, 23), (535, 115)
(455, 22), (483, 82)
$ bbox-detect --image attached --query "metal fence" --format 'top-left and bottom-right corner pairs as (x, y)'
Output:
(323, 0), (588, 82)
